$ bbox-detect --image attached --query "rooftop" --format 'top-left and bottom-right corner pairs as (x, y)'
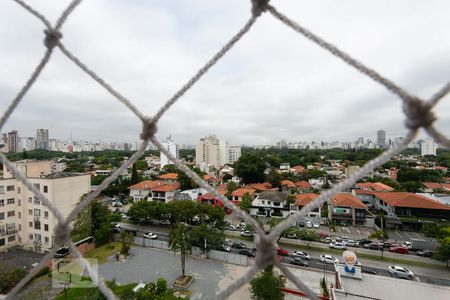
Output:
(331, 193), (368, 209)
(371, 192), (450, 210)
(295, 193), (319, 206)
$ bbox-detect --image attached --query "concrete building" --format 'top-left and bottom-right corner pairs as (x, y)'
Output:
(160, 136), (179, 169)
(226, 145), (241, 164)
(35, 129), (49, 150)
(20, 137), (36, 151)
(0, 160), (90, 253)
(376, 130), (386, 149)
(420, 140), (438, 156)
(7, 130), (19, 153)
(195, 135), (227, 171)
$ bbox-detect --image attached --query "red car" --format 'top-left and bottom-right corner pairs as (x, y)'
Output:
(389, 246), (409, 254)
(277, 247), (289, 256)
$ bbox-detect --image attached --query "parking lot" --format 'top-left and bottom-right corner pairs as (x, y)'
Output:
(0, 248), (45, 270)
(387, 230), (438, 250)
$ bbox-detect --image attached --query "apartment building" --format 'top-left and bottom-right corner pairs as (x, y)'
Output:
(160, 136), (179, 169)
(196, 135), (227, 170)
(0, 160), (90, 253)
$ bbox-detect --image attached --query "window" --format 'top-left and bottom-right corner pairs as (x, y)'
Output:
(29, 209), (33, 215)
(44, 224), (49, 231)
(33, 183), (40, 190)
(0, 199), (4, 206)
(7, 185), (14, 192)
(44, 211), (49, 219)
(18, 187), (21, 194)
(0, 212), (3, 220)
(18, 212), (21, 219)
(7, 211), (15, 217)
(8, 236), (15, 242)
(43, 186), (48, 193)
(28, 197), (32, 203)
(29, 234), (33, 240)
(18, 199), (21, 206)
(34, 209), (41, 216)
(0, 186), (4, 194)
(34, 221), (41, 230)
(0, 238), (5, 246)
(29, 222), (33, 227)
(44, 236), (49, 243)
(7, 198), (15, 205)
(34, 197), (40, 205)
(35, 234), (41, 241)
(18, 224), (21, 231)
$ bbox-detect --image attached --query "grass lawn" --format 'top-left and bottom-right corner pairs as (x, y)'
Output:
(83, 242), (122, 264)
(54, 281), (136, 300)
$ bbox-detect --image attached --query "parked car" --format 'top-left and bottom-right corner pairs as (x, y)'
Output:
(378, 241), (392, 248)
(291, 258), (309, 267)
(389, 246), (409, 254)
(320, 254), (339, 264)
(159, 219), (171, 225)
(239, 249), (255, 258)
(231, 242), (247, 249)
(329, 242), (347, 250)
(402, 241), (413, 249)
(345, 240), (357, 247)
(221, 244), (231, 252)
(277, 247), (289, 256)
(388, 265), (414, 280)
(312, 223), (320, 229)
(362, 267), (379, 275)
(285, 233), (297, 239)
(319, 232), (330, 238)
(416, 250), (433, 257)
(143, 232), (157, 239)
(54, 246), (70, 258)
(228, 224), (237, 231)
(240, 230), (254, 238)
(292, 250), (310, 260)
(306, 221), (313, 228)
(356, 239), (372, 247)
(339, 236), (349, 241)
(365, 243), (382, 250)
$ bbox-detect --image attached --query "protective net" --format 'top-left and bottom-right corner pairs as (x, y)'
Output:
(0, 0), (449, 299)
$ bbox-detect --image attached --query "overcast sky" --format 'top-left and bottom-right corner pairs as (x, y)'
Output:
(1, 0), (449, 145)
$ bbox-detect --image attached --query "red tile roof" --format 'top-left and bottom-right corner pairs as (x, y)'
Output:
(371, 192), (450, 210)
(295, 180), (312, 189)
(203, 189), (226, 198)
(128, 180), (165, 190)
(356, 182), (393, 192)
(246, 183), (273, 191)
(331, 193), (367, 209)
(159, 173), (178, 180)
(422, 182), (443, 190)
(281, 180), (295, 188)
(295, 193), (319, 206)
(292, 165), (305, 173)
(203, 174), (212, 181)
(152, 182), (181, 192)
(232, 188), (256, 197)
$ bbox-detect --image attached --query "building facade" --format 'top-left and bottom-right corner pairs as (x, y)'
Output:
(226, 145), (241, 164)
(0, 160), (90, 253)
(420, 140), (438, 156)
(35, 129), (49, 150)
(8, 130), (19, 153)
(376, 130), (386, 149)
(195, 135), (227, 170)
(160, 136), (179, 169)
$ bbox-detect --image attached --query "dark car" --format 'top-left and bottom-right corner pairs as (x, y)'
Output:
(239, 249), (255, 257)
(357, 239), (372, 247)
(54, 246), (70, 258)
(290, 258), (308, 267)
(362, 267), (379, 275)
(416, 250), (433, 257)
(231, 242), (247, 250)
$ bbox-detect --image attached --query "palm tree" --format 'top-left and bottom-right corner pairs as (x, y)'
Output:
(169, 223), (192, 276)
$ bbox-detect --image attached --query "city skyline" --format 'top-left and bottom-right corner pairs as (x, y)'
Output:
(1, 1), (449, 145)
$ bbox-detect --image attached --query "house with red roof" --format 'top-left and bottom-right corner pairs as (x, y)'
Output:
(294, 180), (313, 191)
(328, 193), (371, 227)
(280, 180), (296, 192)
(290, 193), (322, 218)
(231, 188), (256, 203)
(245, 182), (274, 192)
(150, 182), (181, 203)
(356, 182), (393, 192)
(128, 180), (165, 201)
(128, 180), (180, 203)
(158, 173), (178, 183)
(422, 182), (450, 193)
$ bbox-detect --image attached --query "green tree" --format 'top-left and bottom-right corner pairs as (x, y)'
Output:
(250, 265), (286, 300)
(169, 223), (192, 276)
(434, 227), (450, 267)
(399, 181), (423, 192)
(162, 164), (177, 173)
(177, 166), (205, 190)
(0, 265), (27, 294)
(239, 193), (253, 213)
(226, 181), (238, 199)
(236, 153), (266, 184)
(131, 163), (139, 184)
(267, 168), (282, 190)
(120, 231), (134, 256)
(369, 230), (389, 258)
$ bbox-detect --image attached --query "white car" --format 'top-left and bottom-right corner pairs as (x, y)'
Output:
(320, 254), (339, 264)
(402, 241), (413, 249)
(339, 235), (349, 241)
(221, 244), (231, 252)
(388, 265), (414, 280)
(292, 251), (310, 260)
(306, 221), (313, 228)
(329, 242), (347, 250)
(312, 223), (320, 228)
(143, 232), (158, 239)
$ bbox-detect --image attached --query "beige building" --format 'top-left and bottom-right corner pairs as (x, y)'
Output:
(195, 135), (227, 171)
(0, 160), (90, 253)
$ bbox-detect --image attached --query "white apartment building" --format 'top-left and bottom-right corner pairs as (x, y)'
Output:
(196, 135), (227, 170)
(421, 140), (438, 156)
(0, 160), (90, 253)
(226, 145), (241, 164)
(160, 136), (179, 169)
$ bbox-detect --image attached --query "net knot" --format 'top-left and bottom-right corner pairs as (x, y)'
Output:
(251, 0), (269, 17)
(54, 222), (70, 246)
(403, 97), (436, 129)
(255, 235), (277, 269)
(140, 117), (158, 140)
(44, 29), (62, 49)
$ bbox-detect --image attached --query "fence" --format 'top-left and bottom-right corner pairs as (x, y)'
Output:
(0, 0), (448, 299)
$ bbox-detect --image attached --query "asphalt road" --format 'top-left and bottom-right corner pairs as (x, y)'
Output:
(118, 222), (450, 287)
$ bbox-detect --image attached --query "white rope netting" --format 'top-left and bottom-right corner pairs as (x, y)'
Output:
(0, 0), (449, 299)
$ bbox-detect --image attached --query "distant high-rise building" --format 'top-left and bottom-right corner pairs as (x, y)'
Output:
(196, 135), (227, 170)
(377, 130), (386, 149)
(160, 136), (179, 169)
(226, 145), (241, 164)
(421, 140), (438, 156)
(8, 130), (19, 153)
(35, 129), (49, 150)
(20, 137), (36, 151)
